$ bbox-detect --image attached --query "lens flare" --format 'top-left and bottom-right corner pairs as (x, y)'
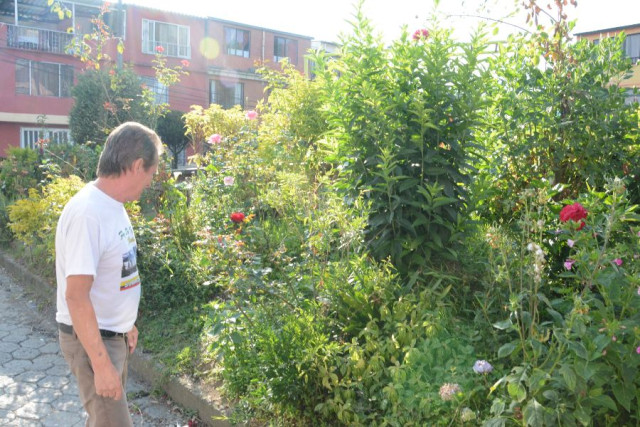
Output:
(200, 37), (220, 59)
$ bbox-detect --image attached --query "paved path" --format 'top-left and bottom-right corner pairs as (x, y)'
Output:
(0, 267), (193, 426)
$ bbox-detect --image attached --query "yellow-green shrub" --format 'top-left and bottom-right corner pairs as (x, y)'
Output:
(8, 175), (85, 260)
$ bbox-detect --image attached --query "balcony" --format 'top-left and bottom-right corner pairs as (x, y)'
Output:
(6, 24), (75, 55)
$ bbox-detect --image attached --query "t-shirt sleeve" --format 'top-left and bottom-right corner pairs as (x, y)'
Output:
(61, 214), (100, 278)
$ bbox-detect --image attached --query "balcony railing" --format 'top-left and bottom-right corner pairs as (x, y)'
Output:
(7, 24), (75, 55)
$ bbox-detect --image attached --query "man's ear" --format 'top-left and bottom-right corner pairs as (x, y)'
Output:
(131, 158), (144, 173)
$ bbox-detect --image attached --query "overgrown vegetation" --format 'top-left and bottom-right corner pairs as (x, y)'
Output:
(2, 1), (640, 425)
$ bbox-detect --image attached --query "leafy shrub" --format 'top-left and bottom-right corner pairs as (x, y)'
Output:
(42, 142), (102, 181)
(474, 30), (640, 222)
(481, 178), (640, 425)
(7, 175), (84, 262)
(312, 14), (489, 282)
(0, 147), (41, 200)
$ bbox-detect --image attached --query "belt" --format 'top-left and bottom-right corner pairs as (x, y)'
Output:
(58, 322), (127, 338)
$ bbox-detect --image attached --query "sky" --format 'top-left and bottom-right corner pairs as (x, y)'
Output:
(124, 0), (640, 43)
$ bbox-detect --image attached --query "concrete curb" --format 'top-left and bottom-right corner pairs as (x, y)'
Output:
(0, 248), (232, 427)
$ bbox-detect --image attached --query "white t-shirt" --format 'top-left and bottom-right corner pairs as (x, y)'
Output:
(55, 182), (141, 333)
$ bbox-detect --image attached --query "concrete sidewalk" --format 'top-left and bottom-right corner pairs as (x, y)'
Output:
(0, 265), (193, 426)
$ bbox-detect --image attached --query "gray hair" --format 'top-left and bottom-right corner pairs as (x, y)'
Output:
(97, 122), (164, 177)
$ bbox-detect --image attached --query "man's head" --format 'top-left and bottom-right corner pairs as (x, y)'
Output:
(97, 122), (163, 178)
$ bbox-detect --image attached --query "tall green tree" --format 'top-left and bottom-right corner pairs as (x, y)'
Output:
(473, 1), (640, 220)
(156, 110), (189, 168)
(69, 67), (152, 144)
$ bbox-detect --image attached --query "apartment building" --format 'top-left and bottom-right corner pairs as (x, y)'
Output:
(575, 23), (640, 103)
(0, 0), (312, 158)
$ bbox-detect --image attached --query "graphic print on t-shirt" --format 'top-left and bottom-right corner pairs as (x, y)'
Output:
(120, 245), (140, 291)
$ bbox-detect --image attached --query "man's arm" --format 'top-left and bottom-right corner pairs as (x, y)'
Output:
(65, 274), (123, 400)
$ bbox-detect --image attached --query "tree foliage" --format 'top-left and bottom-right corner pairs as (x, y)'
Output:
(156, 110), (189, 168)
(69, 67), (152, 144)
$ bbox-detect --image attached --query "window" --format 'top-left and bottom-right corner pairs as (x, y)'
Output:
(624, 33), (640, 63)
(142, 19), (190, 58)
(21, 128), (73, 150)
(225, 27), (250, 58)
(625, 89), (640, 105)
(210, 80), (244, 109)
(140, 76), (168, 104)
(274, 36), (297, 64)
(15, 60), (73, 97)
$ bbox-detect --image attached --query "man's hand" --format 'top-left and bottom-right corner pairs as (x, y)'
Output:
(66, 274), (123, 401)
(94, 362), (123, 400)
(127, 325), (138, 355)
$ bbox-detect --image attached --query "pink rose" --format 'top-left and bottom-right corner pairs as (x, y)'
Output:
(413, 29), (429, 40)
(155, 45), (165, 53)
(208, 134), (222, 144)
(181, 59), (190, 67)
(613, 258), (623, 266)
(246, 110), (258, 120)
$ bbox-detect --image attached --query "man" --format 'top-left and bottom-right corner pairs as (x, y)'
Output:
(55, 122), (163, 426)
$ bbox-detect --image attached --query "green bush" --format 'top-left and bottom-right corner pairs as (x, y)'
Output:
(0, 147), (41, 201)
(479, 179), (640, 425)
(473, 30), (640, 222)
(312, 13), (489, 282)
(7, 175), (84, 263)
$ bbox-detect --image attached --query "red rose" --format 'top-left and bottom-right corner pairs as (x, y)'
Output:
(230, 212), (245, 223)
(559, 202), (587, 230)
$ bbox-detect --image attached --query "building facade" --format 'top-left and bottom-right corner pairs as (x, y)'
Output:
(0, 0), (312, 158)
(575, 23), (640, 103)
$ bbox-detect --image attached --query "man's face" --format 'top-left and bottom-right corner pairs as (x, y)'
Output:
(129, 160), (158, 202)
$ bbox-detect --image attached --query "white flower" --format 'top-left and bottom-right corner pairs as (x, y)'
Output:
(473, 360), (493, 374)
(223, 176), (235, 186)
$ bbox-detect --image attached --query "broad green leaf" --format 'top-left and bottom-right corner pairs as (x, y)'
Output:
(497, 341), (517, 358)
(574, 406), (590, 425)
(507, 382), (526, 402)
(612, 380), (632, 411)
(589, 394), (617, 411)
(559, 365), (577, 391)
(493, 319), (513, 330)
(483, 418), (506, 427)
(523, 399), (545, 426)
(490, 400), (505, 415)
(568, 341), (588, 360)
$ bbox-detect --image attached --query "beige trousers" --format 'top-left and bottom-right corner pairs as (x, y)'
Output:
(59, 330), (133, 427)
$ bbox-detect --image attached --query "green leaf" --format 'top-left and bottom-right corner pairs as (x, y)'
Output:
(574, 405), (590, 425)
(493, 319), (513, 330)
(568, 341), (589, 360)
(523, 399), (545, 426)
(559, 364), (577, 391)
(490, 400), (505, 415)
(497, 341), (518, 358)
(589, 394), (617, 411)
(483, 418), (506, 427)
(612, 380), (632, 411)
(507, 382), (526, 402)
